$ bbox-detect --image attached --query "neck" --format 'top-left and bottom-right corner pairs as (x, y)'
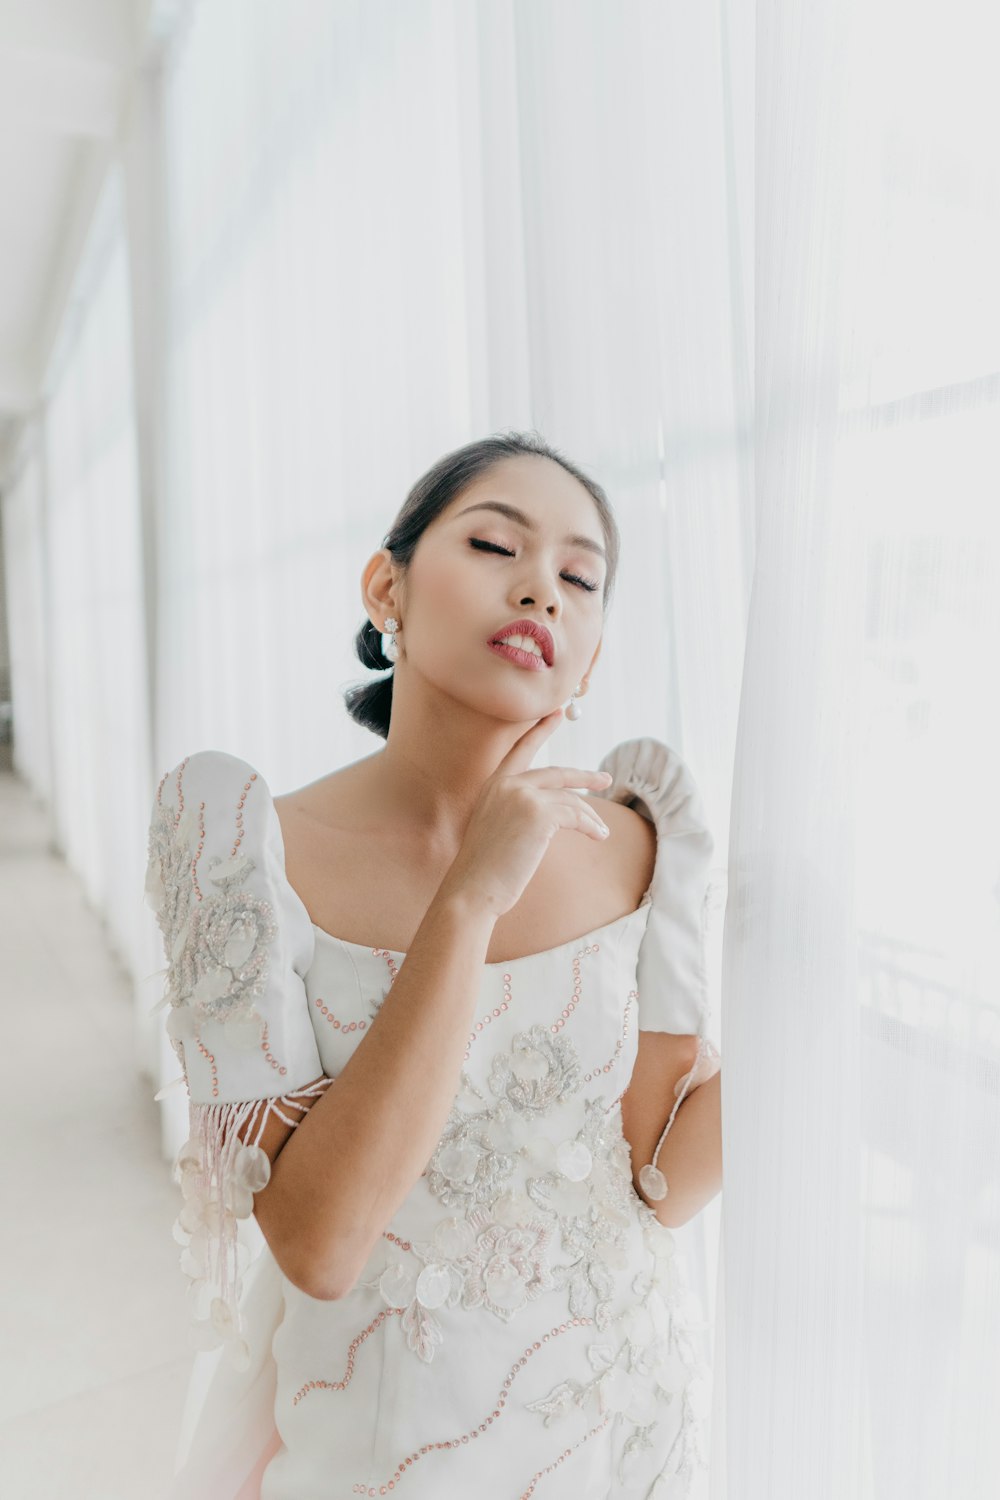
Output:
(370, 668), (546, 841)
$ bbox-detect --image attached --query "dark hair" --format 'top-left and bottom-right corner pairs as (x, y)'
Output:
(343, 429), (620, 739)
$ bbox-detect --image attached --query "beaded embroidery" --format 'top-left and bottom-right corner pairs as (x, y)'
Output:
(335, 1000), (711, 1494)
(409, 1208), (557, 1323)
(370, 1023), (699, 1376)
(147, 756), (332, 1364)
(150, 737), (720, 1494)
(146, 793), (275, 1035)
(175, 1081), (332, 1365)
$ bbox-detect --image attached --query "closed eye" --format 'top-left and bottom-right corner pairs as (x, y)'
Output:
(468, 537), (599, 593)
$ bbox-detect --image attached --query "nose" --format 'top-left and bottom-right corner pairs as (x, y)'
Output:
(512, 588), (559, 616)
(509, 560), (562, 615)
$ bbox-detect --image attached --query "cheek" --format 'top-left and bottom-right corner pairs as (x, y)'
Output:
(404, 550), (483, 651)
(421, 549), (477, 602)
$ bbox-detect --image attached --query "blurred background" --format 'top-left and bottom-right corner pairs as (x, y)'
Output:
(0, 0), (997, 1497)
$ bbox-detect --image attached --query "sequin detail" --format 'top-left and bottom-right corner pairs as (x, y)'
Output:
(410, 1207), (557, 1322)
(518, 1414), (612, 1498)
(155, 737), (720, 1496)
(427, 1026), (579, 1212)
(293, 1307), (405, 1403)
(465, 972), (512, 1060)
(582, 989), (636, 1083)
(349, 1319), (593, 1493)
(259, 1020), (289, 1075)
(313, 995), (368, 1034)
(146, 769), (275, 1030)
(489, 1025), (582, 1116)
(424, 1024), (638, 1334)
(549, 943), (598, 1034)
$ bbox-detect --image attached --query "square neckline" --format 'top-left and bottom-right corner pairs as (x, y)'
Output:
(271, 766), (658, 973)
(308, 893), (653, 971)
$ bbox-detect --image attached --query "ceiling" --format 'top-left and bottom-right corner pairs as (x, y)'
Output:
(0, 0), (161, 482)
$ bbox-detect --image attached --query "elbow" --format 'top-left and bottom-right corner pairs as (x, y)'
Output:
(310, 1277), (357, 1303)
(653, 1179), (723, 1230)
(654, 1201), (696, 1230)
(258, 1201), (369, 1301)
(287, 1258), (360, 1302)
(278, 1245), (365, 1303)
(256, 1188), (381, 1299)
(642, 1187), (693, 1230)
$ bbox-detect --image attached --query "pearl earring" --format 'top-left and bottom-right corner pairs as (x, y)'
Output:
(565, 684), (584, 721)
(382, 616), (400, 663)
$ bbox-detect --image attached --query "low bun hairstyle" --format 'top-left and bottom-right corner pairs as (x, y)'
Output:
(343, 430), (620, 740)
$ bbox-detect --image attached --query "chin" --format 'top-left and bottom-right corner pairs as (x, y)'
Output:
(422, 654), (561, 721)
(470, 688), (556, 723)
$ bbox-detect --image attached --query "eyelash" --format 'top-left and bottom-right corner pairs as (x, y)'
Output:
(468, 537), (600, 593)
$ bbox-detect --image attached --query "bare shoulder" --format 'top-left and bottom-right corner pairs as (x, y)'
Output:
(273, 758), (375, 829)
(550, 793), (657, 915)
(271, 760), (377, 878)
(593, 796), (658, 907)
(272, 760), (397, 941)
(271, 757), (659, 954)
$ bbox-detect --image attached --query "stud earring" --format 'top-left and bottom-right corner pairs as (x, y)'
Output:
(565, 683), (584, 721)
(382, 616), (400, 663)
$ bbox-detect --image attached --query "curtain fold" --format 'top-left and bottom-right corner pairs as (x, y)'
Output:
(2, 437), (51, 804)
(718, 0), (1000, 1495)
(2, 168), (151, 995)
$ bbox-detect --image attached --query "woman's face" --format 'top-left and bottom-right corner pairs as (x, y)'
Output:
(392, 455), (607, 722)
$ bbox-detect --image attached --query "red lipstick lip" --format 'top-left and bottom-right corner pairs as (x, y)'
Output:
(487, 640), (548, 671)
(488, 620), (555, 666)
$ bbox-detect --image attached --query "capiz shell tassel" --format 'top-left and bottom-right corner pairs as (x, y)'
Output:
(172, 1080), (332, 1365)
(638, 1163), (668, 1201)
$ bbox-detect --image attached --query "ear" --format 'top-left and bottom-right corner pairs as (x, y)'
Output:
(361, 549), (402, 631)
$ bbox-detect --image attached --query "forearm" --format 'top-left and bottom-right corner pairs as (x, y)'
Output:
(261, 885), (496, 1299)
(649, 1068), (722, 1230)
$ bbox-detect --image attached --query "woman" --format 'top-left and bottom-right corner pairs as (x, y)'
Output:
(146, 431), (723, 1499)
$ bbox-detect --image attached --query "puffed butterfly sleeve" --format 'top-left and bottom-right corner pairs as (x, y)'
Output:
(595, 737), (725, 1201)
(145, 749), (332, 1365)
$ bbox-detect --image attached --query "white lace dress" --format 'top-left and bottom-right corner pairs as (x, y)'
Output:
(145, 737), (722, 1500)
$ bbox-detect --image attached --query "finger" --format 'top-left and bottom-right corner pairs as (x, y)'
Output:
(497, 709), (565, 774)
(517, 765), (614, 792)
(551, 787), (612, 822)
(551, 795), (611, 839)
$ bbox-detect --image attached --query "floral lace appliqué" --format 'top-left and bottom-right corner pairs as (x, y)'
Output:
(146, 794), (276, 1037)
(403, 1028), (645, 1344)
(409, 1207), (557, 1324)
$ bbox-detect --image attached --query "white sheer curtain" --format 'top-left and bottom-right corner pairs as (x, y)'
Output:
(721, 1), (1000, 1498)
(149, 0), (744, 1380)
(153, 0), (747, 784)
(145, 0), (1000, 1494)
(2, 168), (151, 995)
(2, 437), (51, 803)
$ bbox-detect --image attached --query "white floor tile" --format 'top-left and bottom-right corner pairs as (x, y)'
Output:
(0, 769), (194, 1496)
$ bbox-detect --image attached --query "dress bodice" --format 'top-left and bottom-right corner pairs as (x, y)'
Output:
(302, 899), (651, 1085)
(253, 899), (710, 1499)
(146, 736), (721, 1499)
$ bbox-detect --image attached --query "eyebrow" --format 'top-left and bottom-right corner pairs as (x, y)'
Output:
(455, 501), (607, 562)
